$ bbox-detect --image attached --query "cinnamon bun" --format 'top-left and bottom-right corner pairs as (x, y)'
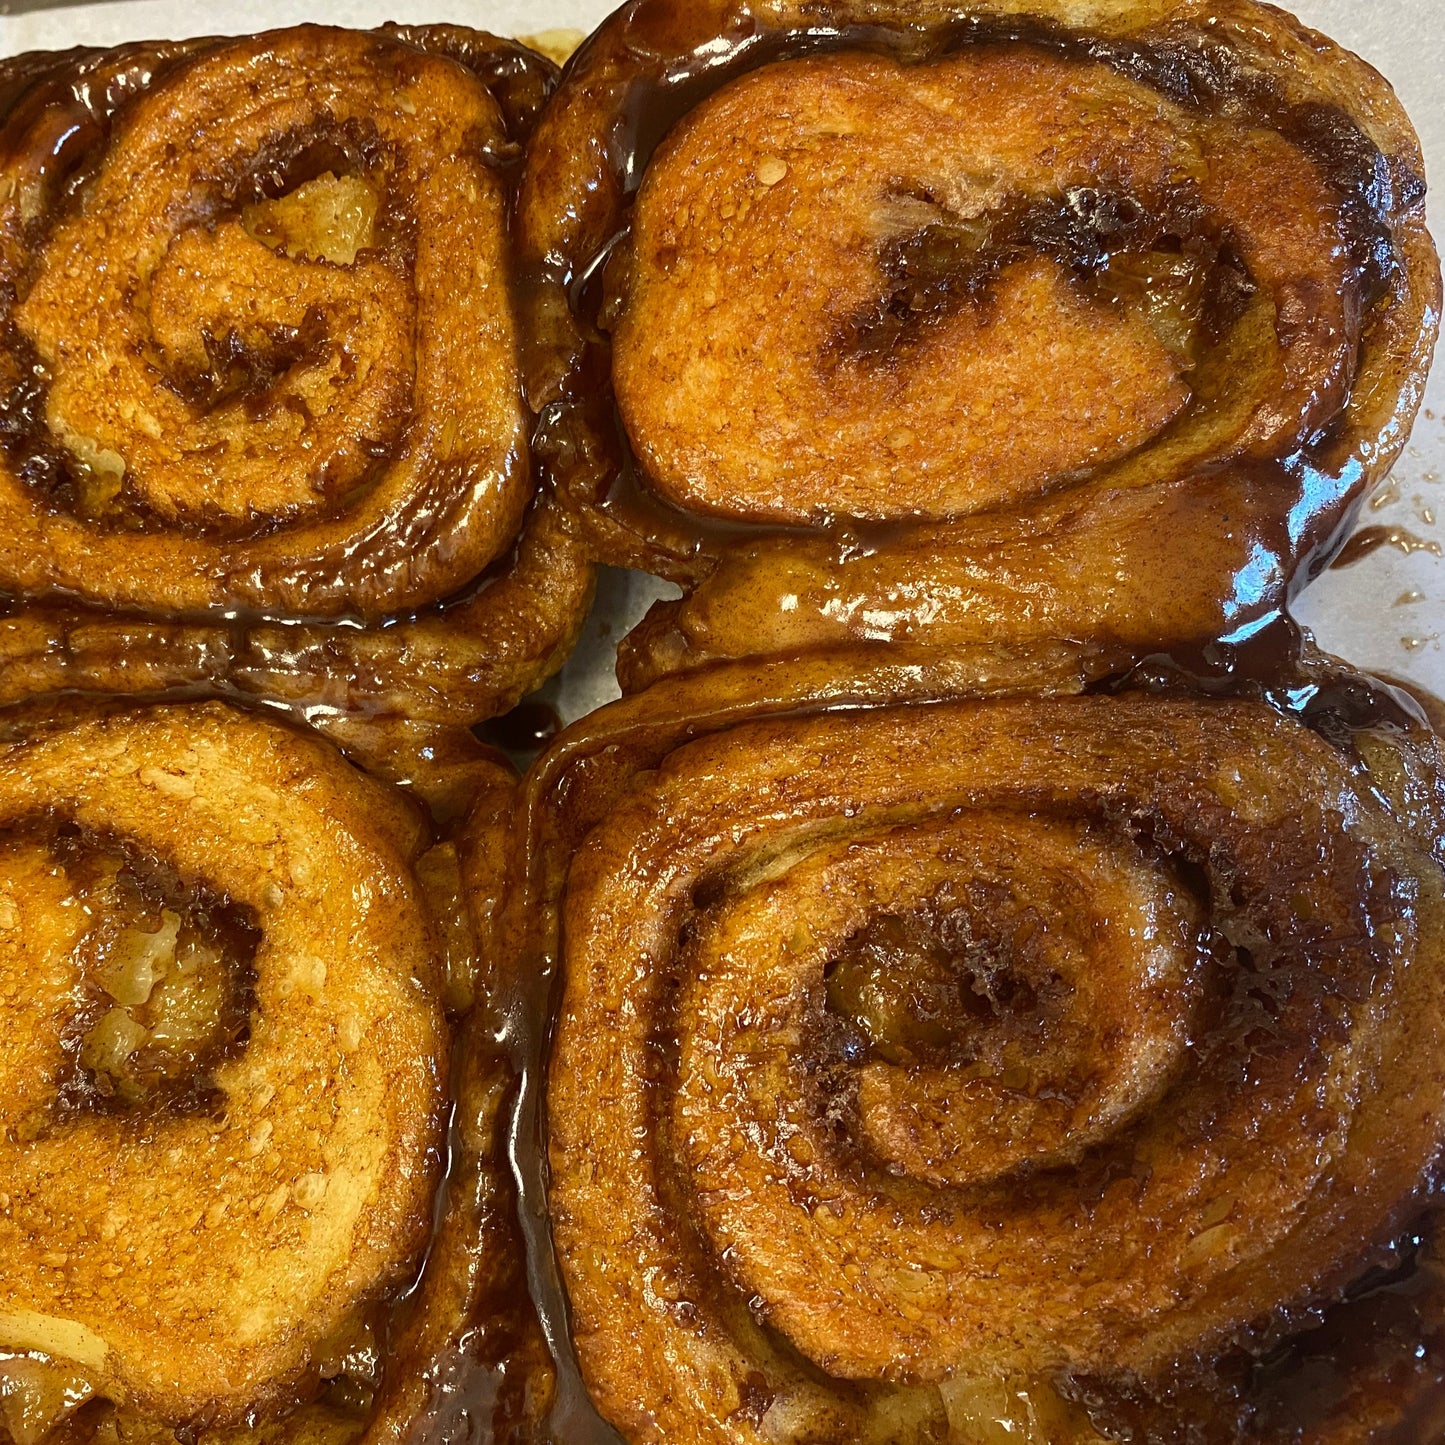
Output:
(0, 704), (444, 1433)
(0, 693), (559, 1445)
(507, 653), (1445, 1443)
(0, 25), (592, 760)
(518, 0), (1440, 688)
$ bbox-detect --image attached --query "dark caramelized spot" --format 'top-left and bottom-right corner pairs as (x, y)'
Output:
(171, 307), (333, 416)
(201, 117), (389, 219)
(951, 23), (1411, 299)
(477, 699), (562, 759)
(730, 1370), (775, 1427)
(832, 184), (1256, 370)
(0, 325), (82, 518)
(32, 823), (260, 1121)
(824, 891), (1064, 1070)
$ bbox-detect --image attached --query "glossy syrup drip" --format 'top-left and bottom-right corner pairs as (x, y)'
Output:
(1331, 524), (1445, 568)
(1059, 1176), (1445, 1442)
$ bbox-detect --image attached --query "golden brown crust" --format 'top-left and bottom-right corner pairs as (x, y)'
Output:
(514, 657), (1445, 1445)
(519, 0), (1440, 680)
(617, 50), (1343, 524)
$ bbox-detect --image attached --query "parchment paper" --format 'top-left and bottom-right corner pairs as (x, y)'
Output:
(1, 0), (1439, 723)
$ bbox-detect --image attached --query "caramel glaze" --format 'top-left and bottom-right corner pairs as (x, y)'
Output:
(1107, 639), (1445, 1438)
(483, 623), (1445, 1445)
(0, 12), (1440, 1445)
(0, 501), (589, 806)
(1331, 525), (1445, 568)
(516, 0), (1439, 683)
(0, 28), (595, 775)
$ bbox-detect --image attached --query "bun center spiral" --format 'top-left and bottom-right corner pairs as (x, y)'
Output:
(2, 826), (258, 1131)
(718, 813), (1206, 1198)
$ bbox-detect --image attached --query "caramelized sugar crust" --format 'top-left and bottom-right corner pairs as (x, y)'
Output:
(510, 655), (1445, 1445)
(0, 704), (447, 1425)
(518, 0), (1440, 678)
(0, 27), (593, 757)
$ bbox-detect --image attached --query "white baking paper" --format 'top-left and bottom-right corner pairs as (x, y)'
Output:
(0, 0), (1439, 723)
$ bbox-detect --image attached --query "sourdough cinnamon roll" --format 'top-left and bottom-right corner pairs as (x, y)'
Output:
(0, 26), (592, 755)
(0, 700), (554, 1445)
(0, 704), (443, 1434)
(518, 0), (1440, 687)
(508, 654), (1445, 1443)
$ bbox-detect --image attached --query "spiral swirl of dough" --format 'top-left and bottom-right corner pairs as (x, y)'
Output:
(524, 663), (1445, 1443)
(518, 0), (1440, 684)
